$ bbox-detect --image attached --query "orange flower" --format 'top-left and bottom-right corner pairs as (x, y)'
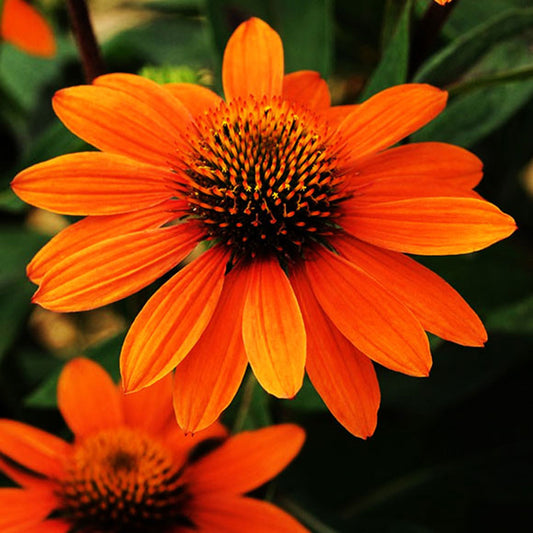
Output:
(0, 357), (306, 532)
(0, 0), (55, 57)
(434, 0), (453, 5)
(12, 18), (516, 438)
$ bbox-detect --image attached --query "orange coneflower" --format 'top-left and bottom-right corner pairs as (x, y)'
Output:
(12, 18), (516, 438)
(0, 357), (306, 532)
(0, 0), (55, 57)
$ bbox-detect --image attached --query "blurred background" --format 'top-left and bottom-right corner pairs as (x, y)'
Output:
(0, 1), (532, 531)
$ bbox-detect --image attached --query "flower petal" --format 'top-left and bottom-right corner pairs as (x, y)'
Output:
(223, 18), (284, 101)
(326, 104), (360, 127)
(0, 0), (55, 57)
(122, 373), (175, 435)
(0, 487), (60, 531)
(336, 235), (487, 346)
(93, 73), (192, 151)
(282, 71), (330, 110)
(291, 267), (380, 438)
(351, 142), (483, 189)
(341, 197), (517, 255)
(188, 495), (308, 533)
(0, 456), (49, 489)
(164, 83), (223, 117)
(57, 357), (123, 438)
(350, 178), (481, 204)
(52, 78), (191, 166)
(33, 223), (202, 312)
(21, 520), (71, 533)
(12, 152), (175, 215)
(242, 257), (306, 398)
(173, 267), (248, 433)
(27, 200), (182, 285)
(186, 424), (305, 495)
(338, 84), (447, 164)
(121, 245), (228, 392)
(305, 246), (431, 376)
(0, 420), (70, 478)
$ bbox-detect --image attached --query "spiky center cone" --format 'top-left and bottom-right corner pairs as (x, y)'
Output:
(57, 428), (191, 533)
(176, 96), (349, 264)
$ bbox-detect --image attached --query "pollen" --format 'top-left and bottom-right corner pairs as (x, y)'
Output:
(57, 428), (191, 533)
(176, 95), (349, 263)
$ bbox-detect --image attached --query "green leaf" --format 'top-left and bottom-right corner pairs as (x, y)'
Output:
(0, 227), (48, 285)
(103, 15), (213, 70)
(0, 227), (48, 362)
(411, 34), (533, 147)
(25, 333), (125, 408)
(0, 35), (76, 113)
(19, 120), (88, 169)
(432, 0), (533, 40)
(274, 0), (333, 77)
(0, 188), (25, 213)
(0, 280), (34, 362)
(287, 376), (327, 412)
(359, 0), (412, 100)
(485, 295), (533, 335)
(413, 7), (533, 86)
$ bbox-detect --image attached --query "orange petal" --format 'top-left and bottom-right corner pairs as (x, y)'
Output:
(186, 424), (305, 495)
(337, 84), (447, 165)
(27, 199), (182, 285)
(223, 18), (284, 101)
(12, 152), (175, 215)
(0, 487), (60, 531)
(122, 373), (174, 435)
(52, 79), (191, 166)
(291, 268), (380, 438)
(121, 246), (228, 392)
(305, 246), (431, 376)
(242, 258), (306, 398)
(326, 104), (360, 127)
(57, 357), (123, 438)
(173, 267), (248, 433)
(0, 0), (55, 57)
(341, 197), (517, 255)
(350, 178), (481, 204)
(0, 456), (51, 489)
(0, 420), (70, 478)
(351, 142), (483, 189)
(164, 83), (223, 117)
(93, 73), (192, 151)
(33, 223), (201, 312)
(188, 495), (308, 533)
(282, 71), (330, 110)
(336, 235), (487, 346)
(21, 520), (71, 533)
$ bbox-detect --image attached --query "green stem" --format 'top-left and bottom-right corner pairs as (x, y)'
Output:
(280, 498), (340, 533)
(232, 372), (257, 433)
(409, 0), (459, 77)
(446, 65), (533, 96)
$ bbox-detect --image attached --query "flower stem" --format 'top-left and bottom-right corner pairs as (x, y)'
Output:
(280, 498), (339, 533)
(232, 372), (257, 434)
(66, 0), (105, 82)
(409, 0), (459, 77)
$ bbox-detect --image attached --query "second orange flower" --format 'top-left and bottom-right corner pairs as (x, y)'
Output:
(12, 18), (516, 438)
